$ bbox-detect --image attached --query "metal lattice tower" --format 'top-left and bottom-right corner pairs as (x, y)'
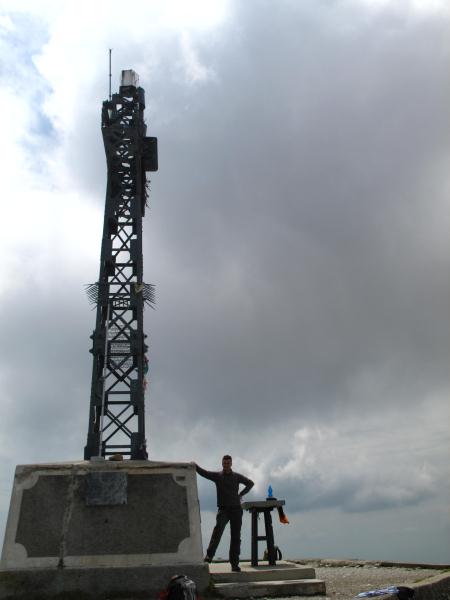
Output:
(84, 70), (158, 460)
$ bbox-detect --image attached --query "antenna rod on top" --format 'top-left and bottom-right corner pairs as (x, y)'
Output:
(109, 49), (112, 101)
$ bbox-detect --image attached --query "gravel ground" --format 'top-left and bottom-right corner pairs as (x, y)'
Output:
(288, 560), (448, 600)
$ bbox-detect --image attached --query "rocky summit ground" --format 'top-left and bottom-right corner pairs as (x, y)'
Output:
(286, 560), (449, 600)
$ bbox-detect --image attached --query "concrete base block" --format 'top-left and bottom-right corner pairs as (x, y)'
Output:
(0, 564), (210, 600)
(0, 461), (209, 598)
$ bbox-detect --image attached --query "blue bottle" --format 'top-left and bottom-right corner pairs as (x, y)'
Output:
(267, 485), (273, 499)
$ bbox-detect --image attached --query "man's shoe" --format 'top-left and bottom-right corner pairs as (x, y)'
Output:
(231, 565), (241, 572)
(204, 556), (212, 563)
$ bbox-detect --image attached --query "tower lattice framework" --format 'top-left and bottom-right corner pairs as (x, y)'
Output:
(84, 70), (157, 460)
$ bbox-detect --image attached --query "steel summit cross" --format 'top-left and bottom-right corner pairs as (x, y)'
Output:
(84, 70), (158, 460)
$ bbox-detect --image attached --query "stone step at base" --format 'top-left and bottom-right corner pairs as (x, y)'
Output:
(211, 565), (316, 583)
(214, 578), (326, 598)
(209, 560), (316, 583)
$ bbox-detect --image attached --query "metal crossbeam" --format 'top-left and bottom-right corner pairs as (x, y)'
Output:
(84, 70), (158, 460)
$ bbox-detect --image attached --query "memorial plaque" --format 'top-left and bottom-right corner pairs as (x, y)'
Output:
(85, 472), (127, 506)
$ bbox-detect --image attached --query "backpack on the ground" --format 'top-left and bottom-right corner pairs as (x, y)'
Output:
(166, 574), (197, 600)
(263, 545), (283, 561)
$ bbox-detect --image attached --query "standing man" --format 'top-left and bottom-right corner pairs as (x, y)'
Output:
(193, 455), (254, 572)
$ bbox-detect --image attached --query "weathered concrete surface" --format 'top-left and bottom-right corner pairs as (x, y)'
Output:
(0, 564), (210, 600)
(209, 560), (316, 582)
(411, 572), (450, 600)
(1, 460), (203, 569)
(214, 578), (326, 598)
(0, 460), (209, 598)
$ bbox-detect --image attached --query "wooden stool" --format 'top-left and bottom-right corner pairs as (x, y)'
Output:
(241, 499), (285, 566)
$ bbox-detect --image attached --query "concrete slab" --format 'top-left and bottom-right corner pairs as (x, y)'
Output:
(214, 578), (327, 598)
(1, 460), (204, 570)
(0, 564), (210, 600)
(0, 461), (210, 598)
(209, 560), (316, 582)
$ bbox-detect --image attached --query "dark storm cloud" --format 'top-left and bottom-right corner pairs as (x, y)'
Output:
(0, 286), (91, 461)
(272, 459), (436, 514)
(139, 0), (450, 429)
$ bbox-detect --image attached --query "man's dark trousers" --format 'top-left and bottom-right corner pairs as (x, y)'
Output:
(207, 507), (243, 566)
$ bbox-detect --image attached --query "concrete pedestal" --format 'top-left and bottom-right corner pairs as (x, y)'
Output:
(0, 460), (209, 599)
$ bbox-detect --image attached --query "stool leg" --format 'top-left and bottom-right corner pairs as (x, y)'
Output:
(251, 510), (258, 567)
(263, 510), (276, 565)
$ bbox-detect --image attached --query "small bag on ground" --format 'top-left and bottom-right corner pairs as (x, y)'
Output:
(165, 574), (197, 600)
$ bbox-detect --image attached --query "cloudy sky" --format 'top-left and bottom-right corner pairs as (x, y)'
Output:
(0, 0), (449, 564)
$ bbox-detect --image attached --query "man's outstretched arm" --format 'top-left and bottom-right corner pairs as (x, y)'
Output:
(191, 462), (220, 482)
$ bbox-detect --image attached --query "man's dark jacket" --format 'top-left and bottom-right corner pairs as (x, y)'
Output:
(195, 465), (254, 508)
